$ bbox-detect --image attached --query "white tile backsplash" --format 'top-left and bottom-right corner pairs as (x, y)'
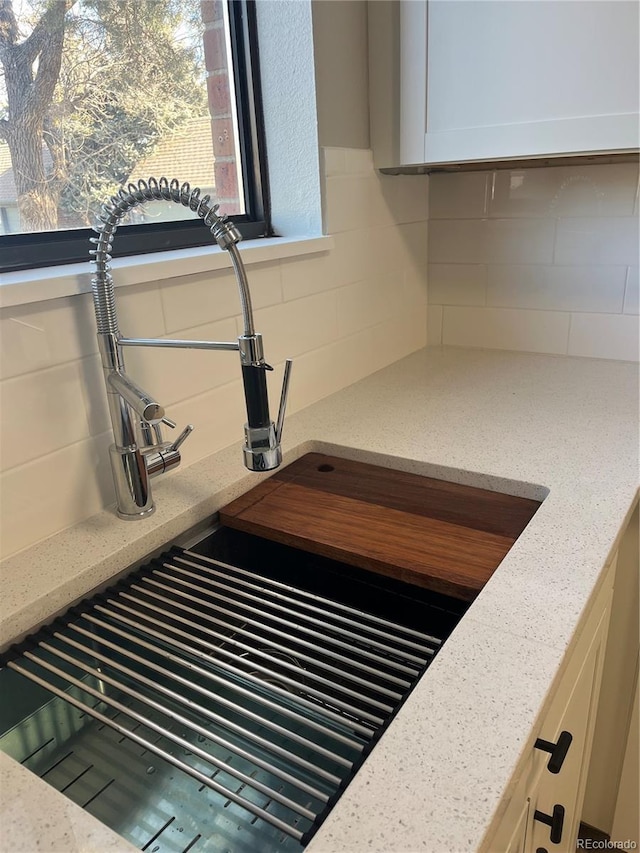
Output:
(429, 161), (639, 362)
(442, 306), (571, 355)
(0, 362), (93, 470)
(554, 217), (639, 266)
(430, 172), (488, 219)
(246, 290), (339, 365)
(0, 294), (98, 381)
(0, 432), (115, 558)
(336, 275), (399, 338)
(486, 164), (639, 218)
(428, 264), (487, 306)
(429, 218), (555, 265)
(486, 265), (627, 313)
(160, 263), (283, 334)
(568, 313), (639, 361)
(427, 304), (443, 345)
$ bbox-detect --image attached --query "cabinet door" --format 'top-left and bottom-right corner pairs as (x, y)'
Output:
(424, 1), (639, 164)
(528, 604), (611, 853)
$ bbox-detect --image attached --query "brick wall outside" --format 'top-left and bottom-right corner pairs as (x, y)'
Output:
(201, 0), (242, 215)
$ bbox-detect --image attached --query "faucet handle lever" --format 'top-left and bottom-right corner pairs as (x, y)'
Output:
(276, 359), (293, 444)
(170, 423), (194, 452)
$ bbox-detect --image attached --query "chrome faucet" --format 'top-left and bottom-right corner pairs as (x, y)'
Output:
(90, 177), (292, 520)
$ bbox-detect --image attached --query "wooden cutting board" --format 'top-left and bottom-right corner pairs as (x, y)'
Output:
(219, 453), (542, 601)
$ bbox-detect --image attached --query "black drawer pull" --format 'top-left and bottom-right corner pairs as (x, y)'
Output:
(534, 731), (573, 773)
(534, 804), (565, 844)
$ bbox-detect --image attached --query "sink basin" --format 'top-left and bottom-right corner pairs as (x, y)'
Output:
(0, 524), (467, 853)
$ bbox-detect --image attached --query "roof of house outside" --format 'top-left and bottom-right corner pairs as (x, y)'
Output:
(131, 116), (216, 190)
(0, 116), (216, 207)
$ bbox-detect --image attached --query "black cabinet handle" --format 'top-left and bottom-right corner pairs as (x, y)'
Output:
(534, 731), (573, 773)
(534, 804), (565, 844)
(536, 849), (549, 853)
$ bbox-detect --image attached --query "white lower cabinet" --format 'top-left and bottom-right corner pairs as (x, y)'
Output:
(484, 560), (614, 853)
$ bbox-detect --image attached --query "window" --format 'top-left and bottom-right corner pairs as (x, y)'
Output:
(0, 0), (269, 273)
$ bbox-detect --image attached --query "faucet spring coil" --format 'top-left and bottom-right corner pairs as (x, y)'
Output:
(91, 177), (246, 335)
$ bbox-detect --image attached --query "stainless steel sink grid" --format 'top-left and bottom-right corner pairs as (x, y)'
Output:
(0, 529), (466, 852)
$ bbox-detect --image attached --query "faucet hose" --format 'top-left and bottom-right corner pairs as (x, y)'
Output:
(90, 178), (255, 336)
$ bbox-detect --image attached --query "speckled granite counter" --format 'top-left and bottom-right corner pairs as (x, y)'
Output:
(1, 347), (638, 853)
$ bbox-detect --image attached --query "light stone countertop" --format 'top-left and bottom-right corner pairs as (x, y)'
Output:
(1, 346), (638, 853)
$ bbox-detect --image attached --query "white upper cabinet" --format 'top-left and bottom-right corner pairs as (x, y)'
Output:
(369, 0), (640, 169)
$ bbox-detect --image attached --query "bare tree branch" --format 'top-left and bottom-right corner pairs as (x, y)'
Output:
(22, 1), (75, 63)
(0, 117), (8, 140)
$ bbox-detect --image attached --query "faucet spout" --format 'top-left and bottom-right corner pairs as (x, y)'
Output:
(90, 177), (291, 518)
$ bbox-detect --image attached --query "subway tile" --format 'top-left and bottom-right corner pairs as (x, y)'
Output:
(367, 225), (409, 278)
(282, 233), (370, 299)
(324, 229), (373, 288)
(554, 217), (639, 266)
(322, 147), (347, 177)
(429, 172), (489, 219)
(395, 174), (430, 224)
(78, 355), (111, 438)
(115, 281), (166, 338)
(370, 307), (427, 371)
(160, 262), (282, 334)
(0, 362), (93, 471)
(624, 267), (639, 314)
(287, 329), (376, 413)
(325, 174), (374, 233)
(486, 265), (626, 313)
(378, 173), (430, 226)
(442, 306), (570, 355)
(244, 291), (338, 365)
(428, 264), (487, 306)
(281, 252), (336, 301)
(0, 283), (165, 382)
(403, 265), (428, 311)
(397, 221), (429, 273)
(429, 218), (555, 265)
(336, 275), (400, 338)
(0, 433), (114, 560)
(344, 148), (374, 175)
(366, 174), (406, 229)
(487, 163), (639, 219)
(427, 305), (443, 345)
(0, 293), (98, 380)
(568, 313), (639, 361)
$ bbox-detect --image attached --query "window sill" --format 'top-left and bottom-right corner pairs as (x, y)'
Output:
(0, 235), (333, 309)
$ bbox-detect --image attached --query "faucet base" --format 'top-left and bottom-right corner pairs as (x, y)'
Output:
(109, 444), (155, 519)
(116, 505), (156, 521)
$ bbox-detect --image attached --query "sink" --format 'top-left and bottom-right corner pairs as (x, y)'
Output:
(0, 524), (467, 853)
(0, 452), (542, 851)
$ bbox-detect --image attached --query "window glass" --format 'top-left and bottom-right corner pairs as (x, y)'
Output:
(0, 0), (250, 244)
